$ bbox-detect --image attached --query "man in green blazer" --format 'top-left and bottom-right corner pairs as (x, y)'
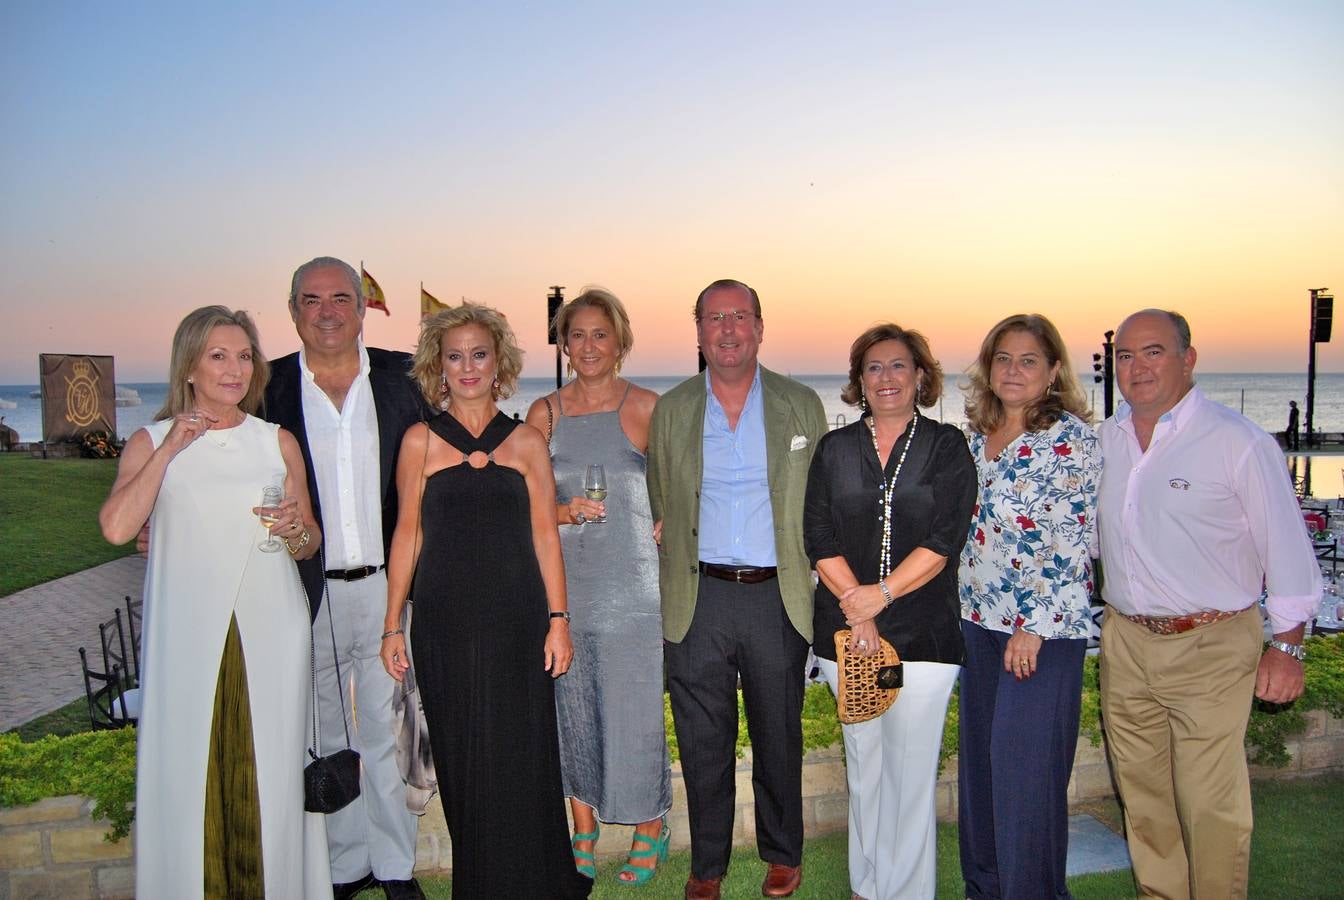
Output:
(647, 279), (827, 900)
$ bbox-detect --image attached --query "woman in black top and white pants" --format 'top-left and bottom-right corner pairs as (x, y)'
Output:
(804, 323), (977, 900)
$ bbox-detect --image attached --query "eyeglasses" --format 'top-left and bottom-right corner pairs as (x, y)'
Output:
(698, 310), (758, 325)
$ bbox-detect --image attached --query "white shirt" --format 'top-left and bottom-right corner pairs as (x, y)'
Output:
(299, 340), (383, 568)
(1098, 385), (1320, 635)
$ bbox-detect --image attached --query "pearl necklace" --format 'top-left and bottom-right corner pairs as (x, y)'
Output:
(869, 412), (918, 581)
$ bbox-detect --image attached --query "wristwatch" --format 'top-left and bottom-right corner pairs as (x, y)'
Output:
(549, 610), (571, 624)
(1268, 640), (1306, 661)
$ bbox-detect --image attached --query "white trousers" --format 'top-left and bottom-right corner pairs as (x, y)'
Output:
(818, 658), (960, 900)
(314, 571), (418, 882)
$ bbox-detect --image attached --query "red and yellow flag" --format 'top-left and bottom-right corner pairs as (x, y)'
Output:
(421, 286), (448, 319)
(361, 265), (390, 316)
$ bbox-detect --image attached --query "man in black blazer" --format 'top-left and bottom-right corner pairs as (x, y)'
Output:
(265, 257), (429, 900)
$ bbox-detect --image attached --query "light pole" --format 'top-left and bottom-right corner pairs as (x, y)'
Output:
(1306, 288), (1333, 447)
(1092, 330), (1115, 419)
(547, 286), (565, 390)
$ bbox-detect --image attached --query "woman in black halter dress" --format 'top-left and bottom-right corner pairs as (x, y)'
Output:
(381, 303), (591, 899)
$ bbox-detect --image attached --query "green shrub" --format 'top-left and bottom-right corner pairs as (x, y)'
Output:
(4, 636), (1338, 839)
(0, 729), (136, 840)
(1245, 634), (1344, 766)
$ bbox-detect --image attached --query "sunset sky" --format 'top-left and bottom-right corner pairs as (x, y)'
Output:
(3, 2), (1341, 383)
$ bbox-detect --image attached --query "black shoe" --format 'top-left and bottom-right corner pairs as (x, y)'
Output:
(333, 872), (377, 900)
(382, 878), (427, 900)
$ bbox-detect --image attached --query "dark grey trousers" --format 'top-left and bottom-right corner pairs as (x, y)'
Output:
(665, 574), (808, 880)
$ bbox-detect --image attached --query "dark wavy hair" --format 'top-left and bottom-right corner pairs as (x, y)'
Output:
(841, 323), (943, 410)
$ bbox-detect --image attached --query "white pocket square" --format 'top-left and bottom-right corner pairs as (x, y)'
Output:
(790, 434), (809, 451)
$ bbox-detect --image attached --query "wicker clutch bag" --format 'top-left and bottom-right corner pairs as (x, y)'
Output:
(833, 629), (903, 724)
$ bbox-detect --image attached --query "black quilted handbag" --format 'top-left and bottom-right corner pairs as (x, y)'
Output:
(302, 553), (361, 814)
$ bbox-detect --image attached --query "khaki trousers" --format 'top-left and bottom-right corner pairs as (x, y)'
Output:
(1099, 606), (1263, 900)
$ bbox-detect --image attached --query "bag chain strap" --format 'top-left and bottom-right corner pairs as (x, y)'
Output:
(304, 547), (352, 760)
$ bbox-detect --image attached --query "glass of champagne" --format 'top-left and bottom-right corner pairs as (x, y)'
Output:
(258, 483), (284, 552)
(584, 464), (608, 524)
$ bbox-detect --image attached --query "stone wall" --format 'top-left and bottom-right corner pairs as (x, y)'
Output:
(0, 797), (132, 900)
(4, 710), (1341, 895)
(411, 709), (1344, 869)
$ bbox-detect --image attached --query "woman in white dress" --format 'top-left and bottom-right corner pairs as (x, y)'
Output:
(100, 306), (331, 899)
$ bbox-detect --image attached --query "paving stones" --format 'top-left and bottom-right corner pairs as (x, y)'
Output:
(0, 557), (145, 731)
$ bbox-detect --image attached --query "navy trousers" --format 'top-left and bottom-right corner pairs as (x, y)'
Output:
(958, 621), (1086, 900)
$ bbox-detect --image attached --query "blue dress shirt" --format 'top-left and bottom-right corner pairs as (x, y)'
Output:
(698, 367), (777, 566)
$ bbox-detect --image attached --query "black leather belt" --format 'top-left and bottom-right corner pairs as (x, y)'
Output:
(323, 565), (385, 582)
(698, 562), (778, 584)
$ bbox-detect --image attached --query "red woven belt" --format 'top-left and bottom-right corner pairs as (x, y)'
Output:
(1120, 608), (1243, 635)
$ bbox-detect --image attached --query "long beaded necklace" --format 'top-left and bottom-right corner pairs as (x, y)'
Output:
(869, 412), (918, 581)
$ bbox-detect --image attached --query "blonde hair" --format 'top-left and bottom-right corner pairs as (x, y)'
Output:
(551, 286), (634, 372)
(157, 306), (269, 420)
(841, 323), (943, 409)
(964, 313), (1093, 435)
(412, 302), (524, 406)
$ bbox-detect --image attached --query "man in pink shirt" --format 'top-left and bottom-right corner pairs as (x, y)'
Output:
(1097, 309), (1320, 899)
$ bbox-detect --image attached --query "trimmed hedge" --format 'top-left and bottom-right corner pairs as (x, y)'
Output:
(5, 635), (1339, 839)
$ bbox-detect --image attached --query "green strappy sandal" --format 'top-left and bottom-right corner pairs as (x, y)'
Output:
(571, 825), (600, 879)
(617, 822), (670, 886)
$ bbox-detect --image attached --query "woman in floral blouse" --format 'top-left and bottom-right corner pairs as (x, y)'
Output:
(957, 313), (1099, 900)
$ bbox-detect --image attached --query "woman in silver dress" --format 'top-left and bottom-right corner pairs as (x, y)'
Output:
(525, 287), (672, 886)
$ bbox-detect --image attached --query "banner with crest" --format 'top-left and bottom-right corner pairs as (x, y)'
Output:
(39, 354), (116, 443)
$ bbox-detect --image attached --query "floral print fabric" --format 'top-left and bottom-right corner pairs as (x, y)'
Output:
(958, 411), (1100, 638)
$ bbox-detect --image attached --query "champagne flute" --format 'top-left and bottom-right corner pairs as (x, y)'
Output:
(584, 464), (608, 524)
(258, 483), (284, 552)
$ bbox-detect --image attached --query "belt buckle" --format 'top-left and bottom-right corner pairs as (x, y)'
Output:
(734, 569), (745, 583)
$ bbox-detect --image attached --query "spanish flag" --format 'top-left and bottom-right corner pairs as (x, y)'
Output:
(361, 265), (390, 316)
(421, 285), (448, 319)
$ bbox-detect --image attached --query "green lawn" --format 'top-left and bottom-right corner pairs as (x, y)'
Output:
(0, 454), (134, 596)
(386, 774), (1344, 899)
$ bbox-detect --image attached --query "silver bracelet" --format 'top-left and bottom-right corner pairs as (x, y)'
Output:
(878, 579), (894, 607)
(380, 628), (403, 640)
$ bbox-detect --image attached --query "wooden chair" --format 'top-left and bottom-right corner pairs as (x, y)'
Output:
(79, 647), (133, 730)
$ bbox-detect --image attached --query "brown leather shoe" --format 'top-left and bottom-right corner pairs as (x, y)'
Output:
(685, 874), (722, 900)
(761, 863), (803, 897)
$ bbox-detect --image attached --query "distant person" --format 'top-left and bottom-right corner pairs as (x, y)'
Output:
(1098, 309), (1321, 899)
(1286, 399), (1300, 450)
(380, 303), (592, 898)
(804, 323), (976, 900)
(957, 314), (1100, 900)
(265, 257), (429, 900)
(524, 288), (671, 885)
(100, 306), (329, 897)
(647, 279), (827, 900)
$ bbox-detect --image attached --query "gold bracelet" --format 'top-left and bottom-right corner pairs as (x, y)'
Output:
(283, 529), (310, 555)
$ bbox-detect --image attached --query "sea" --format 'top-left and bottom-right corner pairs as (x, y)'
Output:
(2, 372), (1340, 444)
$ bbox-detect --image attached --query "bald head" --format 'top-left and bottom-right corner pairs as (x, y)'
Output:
(1114, 309), (1197, 422)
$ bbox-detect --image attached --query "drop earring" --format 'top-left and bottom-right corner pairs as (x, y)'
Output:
(438, 373), (449, 411)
